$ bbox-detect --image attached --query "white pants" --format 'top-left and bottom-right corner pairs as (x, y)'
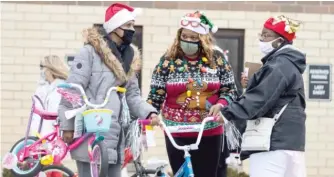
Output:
(249, 150), (306, 177)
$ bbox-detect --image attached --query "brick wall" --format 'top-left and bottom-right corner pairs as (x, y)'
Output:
(4, 1), (334, 14)
(1, 2), (334, 176)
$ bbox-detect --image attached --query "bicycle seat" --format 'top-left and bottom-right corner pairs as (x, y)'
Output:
(34, 107), (58, 120)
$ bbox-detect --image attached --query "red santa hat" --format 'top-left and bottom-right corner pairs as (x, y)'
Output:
(264, 15), (301, 42)
(103, 3), (142, 34)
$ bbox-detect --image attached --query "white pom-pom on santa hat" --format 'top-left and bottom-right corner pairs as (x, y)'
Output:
(132, 8), (142, 17)
(211, 25), (218, 33)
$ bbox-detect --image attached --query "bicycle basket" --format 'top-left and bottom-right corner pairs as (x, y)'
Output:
(82, 109), (113, 133)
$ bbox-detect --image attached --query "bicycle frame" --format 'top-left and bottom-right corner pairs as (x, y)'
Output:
(20, 95), (57, 161)
(174, 155), (193, 177)
(139, 117), (217, 177)
(19, 96), (98, 164)
(19, 120), (96, 164)
(22, 96), (45, 154)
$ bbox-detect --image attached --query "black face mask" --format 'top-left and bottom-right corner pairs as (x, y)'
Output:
(118, 28), (135, 45)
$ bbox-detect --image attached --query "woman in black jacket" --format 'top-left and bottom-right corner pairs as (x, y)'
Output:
(221, 15), (306, 177)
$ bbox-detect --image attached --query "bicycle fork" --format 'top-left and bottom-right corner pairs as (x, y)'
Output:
(174, 151), (194, 177)
(184, 152), (194, 177)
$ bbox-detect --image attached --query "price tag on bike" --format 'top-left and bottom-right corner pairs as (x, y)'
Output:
(145, 125), (156, 147)
(2, 152), (18, 169)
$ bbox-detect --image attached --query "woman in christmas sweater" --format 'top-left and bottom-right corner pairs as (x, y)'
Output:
(147, 11), (237, 177)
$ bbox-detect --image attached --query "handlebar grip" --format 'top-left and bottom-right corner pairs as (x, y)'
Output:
(138, 119), (151, 125)
(116, 87), (127, 93)
(57, 83), (71, 88)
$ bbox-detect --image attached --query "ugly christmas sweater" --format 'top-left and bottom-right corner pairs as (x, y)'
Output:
(147, 50), (237, 137)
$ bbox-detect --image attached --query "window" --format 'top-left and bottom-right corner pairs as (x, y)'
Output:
(215, 29), (245, 95)
(92, 24), (143, 88)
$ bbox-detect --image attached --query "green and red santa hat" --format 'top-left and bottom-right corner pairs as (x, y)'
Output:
(103, 3), (142, 34)
(180, 11), (218, 35)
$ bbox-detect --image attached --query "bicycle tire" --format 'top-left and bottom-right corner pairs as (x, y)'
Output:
(42, 165), (75, 177)
(10, 136), (43, 177)
(90, 141), (109, 177)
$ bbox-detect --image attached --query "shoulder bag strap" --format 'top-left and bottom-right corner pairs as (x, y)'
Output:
(273, 87), (301, 122)
(273, 103), (288, 121)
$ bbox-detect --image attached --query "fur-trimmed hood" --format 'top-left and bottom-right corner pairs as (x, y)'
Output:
(82, 27), (141, 83)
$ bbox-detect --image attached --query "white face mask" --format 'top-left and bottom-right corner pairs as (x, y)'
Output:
(259, 38), (280, 55)
(38, 69), (48, 85)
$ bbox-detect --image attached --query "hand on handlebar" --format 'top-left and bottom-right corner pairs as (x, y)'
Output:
(149, 113), (161, 126)
(209, 103), (223, 117)
(216, 112), (225, 124)
(209, 104), (225, 124)
(62, 130), (74, 144)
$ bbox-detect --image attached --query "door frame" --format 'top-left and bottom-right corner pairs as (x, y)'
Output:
(214, 29), (245, 94)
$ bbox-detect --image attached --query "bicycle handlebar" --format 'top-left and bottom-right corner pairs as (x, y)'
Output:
(139, 116), (218, 151)
(57, 83), (126, 109)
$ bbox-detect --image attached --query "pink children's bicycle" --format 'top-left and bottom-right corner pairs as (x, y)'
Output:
(6, 83), (126, 177)
(2, 95), (75, 177)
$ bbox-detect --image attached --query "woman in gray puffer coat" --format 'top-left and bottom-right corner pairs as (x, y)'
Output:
(58, 3), (159, 177)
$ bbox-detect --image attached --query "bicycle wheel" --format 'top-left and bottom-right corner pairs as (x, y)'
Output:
(10, 136), (43, 177)
(41, 165), (75, 177)
(90, 141), (108, 177)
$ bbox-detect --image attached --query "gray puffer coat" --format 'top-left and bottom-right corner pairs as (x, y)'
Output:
(58, 30), (156, 164)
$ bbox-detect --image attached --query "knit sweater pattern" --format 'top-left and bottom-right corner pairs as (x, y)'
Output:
(147, 51), (237, 137)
